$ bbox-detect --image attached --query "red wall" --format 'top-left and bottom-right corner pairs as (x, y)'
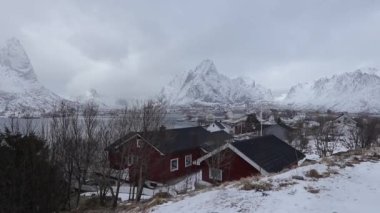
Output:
(109, 136), (261, 184)
(108, 136), (203, 184)
(147, 149), (203, 183)
(201, 148), (259, 183)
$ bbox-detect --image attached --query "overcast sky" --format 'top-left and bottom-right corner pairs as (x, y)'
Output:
(1, 0), (380, 102)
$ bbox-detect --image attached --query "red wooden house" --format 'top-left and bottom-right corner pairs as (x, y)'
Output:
(106, 126), (232, 185)
(195, 135), (305, 182)
(106, 126), (305, 185)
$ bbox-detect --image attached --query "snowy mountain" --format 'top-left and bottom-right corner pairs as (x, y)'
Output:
(0, 38), (63, 116)
(283, 68), (380, 113)
(161, 60), (273, 105)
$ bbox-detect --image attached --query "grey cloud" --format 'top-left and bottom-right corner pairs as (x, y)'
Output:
(1, 0), (380, 102)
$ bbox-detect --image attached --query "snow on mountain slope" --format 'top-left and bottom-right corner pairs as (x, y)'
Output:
(0, 38), (63, 116)
(161, 60), (273, 105)
(283, 68), (380, 113)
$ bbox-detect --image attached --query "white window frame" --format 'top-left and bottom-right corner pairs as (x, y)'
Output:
(209, 168), (223, 181)
(136, 139), (141, 148)
(170, 158), (179, 172)
(185, 154), (192, 167)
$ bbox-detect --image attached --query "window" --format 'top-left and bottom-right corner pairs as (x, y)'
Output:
(209, 168), (222, 181)
(185, 154), (192, 167)
(127, 155), (138, 166)
(170, 158), (179, 172)
(127, 155), (134, 166)
(136, 139), (141, 148)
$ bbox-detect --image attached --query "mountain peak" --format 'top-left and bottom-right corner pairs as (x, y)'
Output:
(0, 38), (63, 116)
(193, 59), (218, 75)
(161, 60), (273, 105)
(0, 37), (36, 81)
(5, 37), (22, 47)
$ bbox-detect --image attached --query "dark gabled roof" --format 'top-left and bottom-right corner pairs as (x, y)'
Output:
(150, 126), (211, 154)
(105, 132), (139, 151)
(232, 135), (305, 173)
(106, 126), (230, 155)
(200, 131), (234, 153)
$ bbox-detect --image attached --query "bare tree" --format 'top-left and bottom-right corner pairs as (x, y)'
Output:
(342, 125), (362, 150)
(69, 104), (84, 208)
(358, 117), (380, 148)
(109, 106), (131, 207)
(93, 119), (117, 205)
(126, 99), (167, 202)
(4, 114), (20, 134)
(206, 144), (233, 184)
(313, 118), (338, 157)
(22, 114), (36, 135)
(49, 101), (75, 210)
(288, 118), (309, 152)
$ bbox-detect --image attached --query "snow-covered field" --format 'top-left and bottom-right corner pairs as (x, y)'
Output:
(150, 156), (380, 213)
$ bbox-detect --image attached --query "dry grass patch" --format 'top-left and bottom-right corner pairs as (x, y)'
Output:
(305, 169), (323, 179)
(277, 180), (298, 189)
(153, 192), (172, 199)
(240, 180), (273, 192)
(350, 157), (362, 164)
(364, 152), (380, 162)
(304, 186), (320, 194)
(143, 197), (168, 210)
(322, 158), (340, 167)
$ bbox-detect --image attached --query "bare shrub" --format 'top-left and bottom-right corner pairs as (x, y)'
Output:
(305, 169), (322, 178)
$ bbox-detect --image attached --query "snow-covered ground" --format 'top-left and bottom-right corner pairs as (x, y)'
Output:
(82, 171), (203, 201)
(150, 155), (380, 213)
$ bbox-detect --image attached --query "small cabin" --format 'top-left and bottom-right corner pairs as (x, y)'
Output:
(195, 135), (305, 183)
